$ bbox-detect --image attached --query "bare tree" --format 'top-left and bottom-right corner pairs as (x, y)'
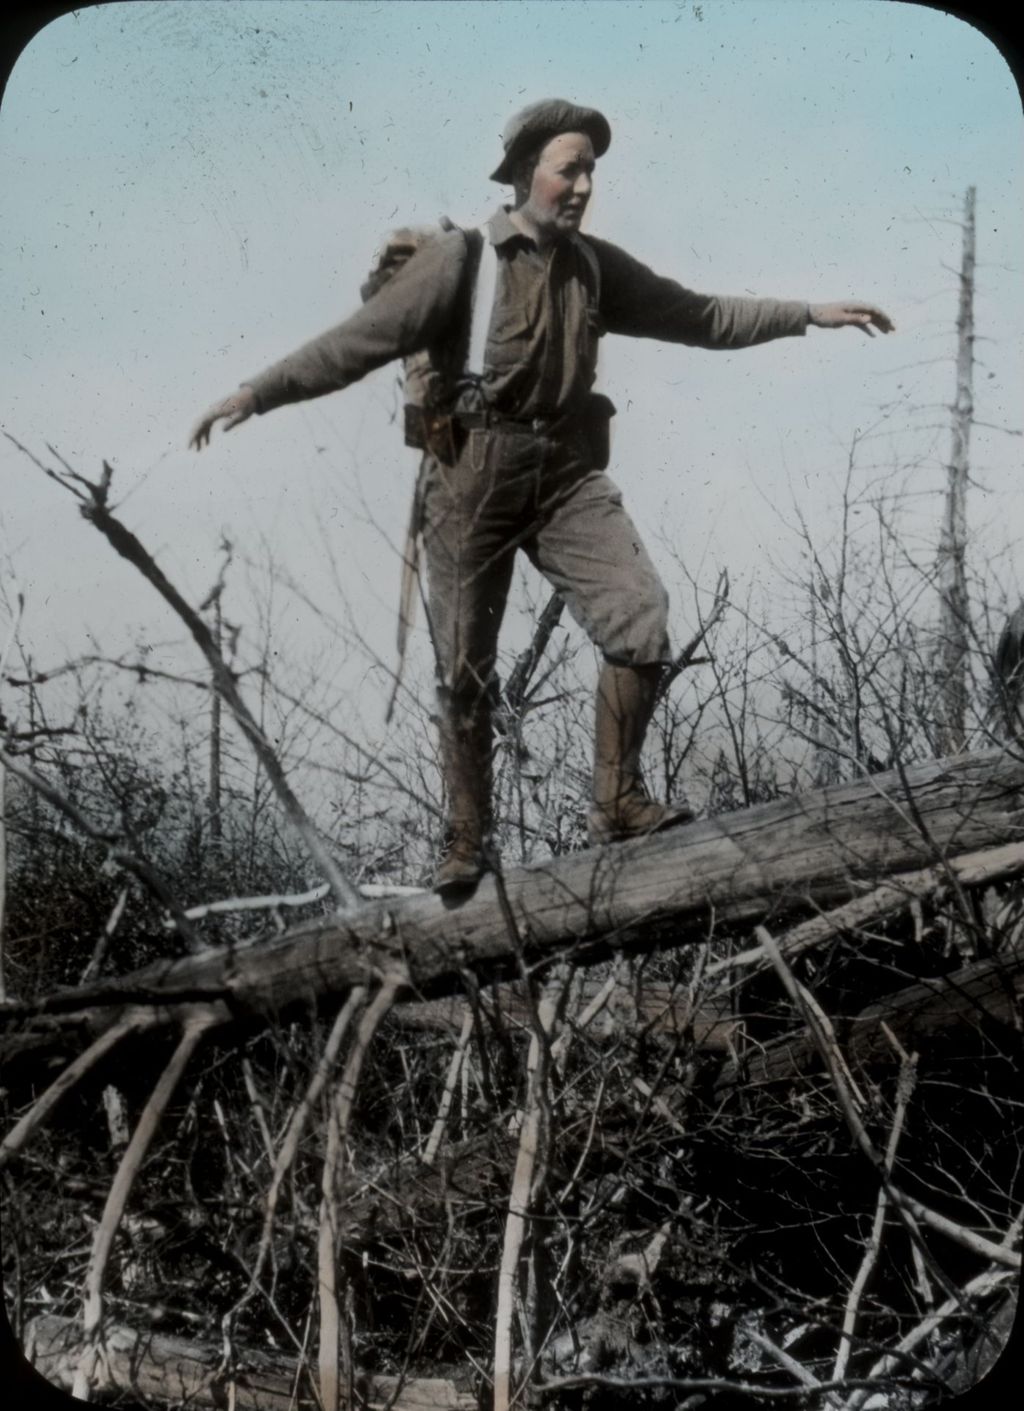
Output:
(935, 187), (977, 756)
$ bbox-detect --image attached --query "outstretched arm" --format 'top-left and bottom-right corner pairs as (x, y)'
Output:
(589, 237), (895, 349)
(590, 236), (807, 348)
(189, 387), (258, 452)
(186, 227), (468, 450)
(808, 302), (895, 337)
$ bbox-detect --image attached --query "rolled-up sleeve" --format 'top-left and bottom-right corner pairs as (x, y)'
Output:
(589, 236), (809, 350)
(243, 229), (469, 413)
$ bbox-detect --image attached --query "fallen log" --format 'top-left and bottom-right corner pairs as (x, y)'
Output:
(716, 943), (1024, 1089)
(4, 750), (1024, 1041)
(24, 1313), (476, 1410)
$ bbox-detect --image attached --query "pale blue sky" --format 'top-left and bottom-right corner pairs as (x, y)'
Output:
(2, 1), (1022, 737)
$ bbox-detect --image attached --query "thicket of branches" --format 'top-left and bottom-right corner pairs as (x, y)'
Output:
(1, 420), (1021, 1411)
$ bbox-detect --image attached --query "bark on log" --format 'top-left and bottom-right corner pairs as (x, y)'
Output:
(25, 1314), (476, 1410)
(4, 750), (1024, 1040)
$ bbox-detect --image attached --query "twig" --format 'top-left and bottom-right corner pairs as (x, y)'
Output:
(0, 1012), (152, 1167)
(893, 1192), (1021, 1269)
(1002, 1202), (1024, 1253)
(499, 591), (566, 727)
(832, 1053), (917, 1384)
(318, 973), (405, 1411)
(0, 581), (25, 1003)
(422, 1007), (474, 1166)
(260, 674), (444, 823)
(241, 1057), (277, 1170)
(80, 886), (129, 984)
(657, 566), (729, 701)
(0, 753), (7, 1007)
(631, 1075), (688, 1137)
(758, 925), (868, 1108)
(31, 457), (362, 913)
(549, 958), (624, 1071)
(743, 1326), (822, 1390)
(2, 431), (88, 502)
(0, 579), (25, 682)
(494, 965), (569, 1411)
(5, 649), (217, 693)
(71, 1011), (214, 1400)
(165, 880), (425, 929)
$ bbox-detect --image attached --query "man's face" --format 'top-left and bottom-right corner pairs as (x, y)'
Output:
(518, 131), (596, 239)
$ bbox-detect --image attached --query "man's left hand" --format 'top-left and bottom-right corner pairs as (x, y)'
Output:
(808, 302), (895, 337)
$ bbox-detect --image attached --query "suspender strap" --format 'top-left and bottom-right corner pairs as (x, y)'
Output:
(465, 228), (498, 378)
(465, 229), (598, 380)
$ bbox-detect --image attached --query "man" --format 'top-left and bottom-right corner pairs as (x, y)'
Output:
(190, 98), (894, 895)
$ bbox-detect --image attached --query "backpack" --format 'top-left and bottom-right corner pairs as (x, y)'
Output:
(360, 217), (485, 460)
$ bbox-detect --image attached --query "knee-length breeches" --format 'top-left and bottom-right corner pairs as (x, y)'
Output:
(421, 424), (671, 703)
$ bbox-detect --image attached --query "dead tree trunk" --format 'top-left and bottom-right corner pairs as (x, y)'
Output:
(0, 756), (7, 1005)
(208, 592), (223, 846)
(936, 185), (976, 755)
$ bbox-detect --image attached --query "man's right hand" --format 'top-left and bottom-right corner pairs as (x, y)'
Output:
(189, 386), (258, 450)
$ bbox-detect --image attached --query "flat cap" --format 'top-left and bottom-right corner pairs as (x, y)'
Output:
(490, 98), (611, 184)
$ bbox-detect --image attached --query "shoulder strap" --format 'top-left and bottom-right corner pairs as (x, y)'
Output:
(465, 227), (498, 378)
(574, 233), (601, 303)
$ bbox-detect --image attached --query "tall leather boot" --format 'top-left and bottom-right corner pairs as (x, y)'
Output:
(434, 694), (494, 895)
(588, 662), (695, 845)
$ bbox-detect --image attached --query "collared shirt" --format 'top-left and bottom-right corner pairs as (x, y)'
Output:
(244, 206), (810, 419)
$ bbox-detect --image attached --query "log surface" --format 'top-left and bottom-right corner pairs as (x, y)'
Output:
(5, 750), (1023, 1035)
(25, 1314), (475, 1410)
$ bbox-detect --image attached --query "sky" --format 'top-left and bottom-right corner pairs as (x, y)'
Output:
(1, 0), (1022, 752)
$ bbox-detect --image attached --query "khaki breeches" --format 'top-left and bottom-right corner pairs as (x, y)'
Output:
(421, 424), (671, 705)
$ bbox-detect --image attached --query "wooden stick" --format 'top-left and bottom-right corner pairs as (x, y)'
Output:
(422, 1008), (475, 1167)
(318, 974), (404, 1411)
(832, 1054), (917, 1384)
(61, 465), (362, 914)
(71, 1012), (214, 1400)
(80, 885), (129, 984)
(743, 1326), (823, 1391)
(493, 967), (568, 1411)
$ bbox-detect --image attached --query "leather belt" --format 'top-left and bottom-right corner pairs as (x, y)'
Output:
(456, 409), (573, 435)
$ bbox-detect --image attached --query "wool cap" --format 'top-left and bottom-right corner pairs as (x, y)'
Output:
(490, 98), (611, 184)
